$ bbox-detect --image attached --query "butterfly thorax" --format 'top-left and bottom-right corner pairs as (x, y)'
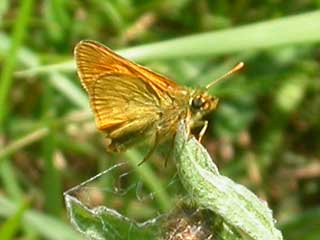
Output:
(155, 86), (190, 138)
(157, 88), (219, 138)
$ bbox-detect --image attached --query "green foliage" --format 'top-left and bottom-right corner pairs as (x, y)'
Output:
(65, 183), (158, 240)
(0, 196), (79, 240)
(1, 1), (320, 239)
(0, 200), (28, 240)
(65, 122), (283, 239)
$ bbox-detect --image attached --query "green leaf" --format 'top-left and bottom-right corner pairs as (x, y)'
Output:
(174, 121), (283, 240)
(0, 200), (28, 240)
(64, 163), (163, 240)
(65, 195), (158, 240)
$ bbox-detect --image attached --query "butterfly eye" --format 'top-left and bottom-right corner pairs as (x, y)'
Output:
(191, 97), (205, 109)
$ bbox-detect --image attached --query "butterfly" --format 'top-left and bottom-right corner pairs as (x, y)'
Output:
(75, 40), (243, 161)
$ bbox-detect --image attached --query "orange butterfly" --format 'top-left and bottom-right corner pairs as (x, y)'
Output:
(75, 40), (243, 160)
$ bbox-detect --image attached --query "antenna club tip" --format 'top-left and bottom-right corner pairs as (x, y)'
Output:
(205, 61), (245, 89)
(236, 62), (245, 70)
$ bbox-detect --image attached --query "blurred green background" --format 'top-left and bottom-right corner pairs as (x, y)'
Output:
(0, 1), (320, 239)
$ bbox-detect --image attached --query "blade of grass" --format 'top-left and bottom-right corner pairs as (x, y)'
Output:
(0, 200), (28, 240)
(0, 195), (82, 240)
(16, 10), (320, 76)
(48, 72), (89, 109)
(41, 81), (63, 217)
(0, 6), (35, 238)
(43, 0), (70, 43)
(0, 0), (34, 124)
(0, 0), (34, 206)
(0, 32), (40, 67)
(93, 0), (125, 33)
(0, 32), (87, 110)
(0, 127), (49, 160)
(0, 0), (8, 23)
(0, 110), (91, 162)
(0, 161), (23, 201)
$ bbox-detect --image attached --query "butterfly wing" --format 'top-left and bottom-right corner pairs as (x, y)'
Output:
(75, 40), (181, 97)
(74, 40), (185, 151)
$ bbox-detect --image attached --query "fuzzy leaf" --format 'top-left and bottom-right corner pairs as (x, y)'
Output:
(65, 194), (159, 240)
(174, 121), (283, 240)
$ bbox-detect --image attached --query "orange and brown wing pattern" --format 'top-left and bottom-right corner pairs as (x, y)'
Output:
(74, 41), (164, 131)
(74, 40), (191, 151)
(74, 40), (182, 99)
(90, 74), (160, 130)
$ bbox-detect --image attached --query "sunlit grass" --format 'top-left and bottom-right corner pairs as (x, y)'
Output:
(0, 1), (320, 239)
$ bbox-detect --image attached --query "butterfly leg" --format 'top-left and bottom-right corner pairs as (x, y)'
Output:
(164, 135), (175, 167)
(198, 120), (208, 143)
(138, 129), (160, 166)
(185, 110), (192, 136)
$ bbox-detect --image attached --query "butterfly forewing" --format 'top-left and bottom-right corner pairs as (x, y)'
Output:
(75, 40), (181, 97)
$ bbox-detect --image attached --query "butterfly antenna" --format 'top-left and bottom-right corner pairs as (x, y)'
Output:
(206, 62), (244, 89)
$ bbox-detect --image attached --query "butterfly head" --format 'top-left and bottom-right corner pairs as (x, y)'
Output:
(189, 90), (219, 117)
(188, 62), (244, 121)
